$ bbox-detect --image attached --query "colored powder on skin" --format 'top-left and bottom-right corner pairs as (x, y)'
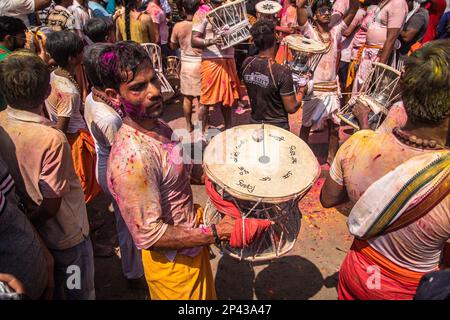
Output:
(120, 97), (142, 118)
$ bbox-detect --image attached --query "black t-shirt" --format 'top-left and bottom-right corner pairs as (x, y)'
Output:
(241, 56), (295, 128)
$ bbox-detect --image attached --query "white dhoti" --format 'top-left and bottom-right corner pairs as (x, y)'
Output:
(302, 81), (341, 130)
(180, 54), (202, 97)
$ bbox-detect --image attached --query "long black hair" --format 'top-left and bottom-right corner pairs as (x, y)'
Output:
(124, 0), (139, 41)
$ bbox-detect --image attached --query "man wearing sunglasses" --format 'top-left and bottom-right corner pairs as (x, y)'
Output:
(296, 0), (358, 164)
(0, 16), (27, 110)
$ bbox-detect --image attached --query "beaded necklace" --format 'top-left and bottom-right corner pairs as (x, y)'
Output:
(56, 67), (81, 94)
(92, 89), (125, 118)
(392, 127), (447, 150)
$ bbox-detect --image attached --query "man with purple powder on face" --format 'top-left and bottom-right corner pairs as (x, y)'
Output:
(102, 41), (235, 300)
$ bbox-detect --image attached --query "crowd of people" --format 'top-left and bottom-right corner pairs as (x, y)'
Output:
(0, 0), (449, 300)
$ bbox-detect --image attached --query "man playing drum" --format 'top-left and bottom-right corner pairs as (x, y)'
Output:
(320, 40), (450, 300)
(191, 0), (245, 134)
(351, 0), (408, 95)
(241, 19), (307, 131)
(296, 0), (358, 164)
(104, 42), (236, 300)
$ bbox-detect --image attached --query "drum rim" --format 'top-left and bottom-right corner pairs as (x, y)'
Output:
(337, 113), (360, 130)
(371, 61), (402, 76)
(204, 168), (318, 203)
(203, 124), (321, 203)
(207, 0), (247, 15)
(255, 0), (282, 15)
(283, 34), (330, 53)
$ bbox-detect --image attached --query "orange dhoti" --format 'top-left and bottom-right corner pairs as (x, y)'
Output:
(200, 58), (241, 107)
(338, 239), (424, 300)
(275, 42), (293, 65)
(67, 129), (102, 203)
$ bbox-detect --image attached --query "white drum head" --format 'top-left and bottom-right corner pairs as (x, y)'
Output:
(255, 1), (282, 15)
(203, 124), (320, 203)
(284, 34), (330, 54)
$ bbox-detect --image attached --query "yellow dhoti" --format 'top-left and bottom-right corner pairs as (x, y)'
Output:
(142, 246), (216, 300)
(141, 205), (216, 300)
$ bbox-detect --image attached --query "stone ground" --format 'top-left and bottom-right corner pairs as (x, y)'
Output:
(91, 93), (354, 300)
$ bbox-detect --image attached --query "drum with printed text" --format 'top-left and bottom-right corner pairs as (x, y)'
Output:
(203, 124), (320, 261)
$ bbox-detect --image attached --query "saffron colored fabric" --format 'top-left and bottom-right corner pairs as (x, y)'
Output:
(338, 239), (425, 300)
(67, 129), (102, 203)
(199, 58), (241, 107)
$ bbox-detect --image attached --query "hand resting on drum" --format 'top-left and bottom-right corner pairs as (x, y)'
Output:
(149, 212), (236, 251)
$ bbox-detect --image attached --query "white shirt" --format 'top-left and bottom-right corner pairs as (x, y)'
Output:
(0, 0), (35, 26)
(83, 93), (122, 192)
(45, 72), (86, 134)
(69, 0), (92, 32)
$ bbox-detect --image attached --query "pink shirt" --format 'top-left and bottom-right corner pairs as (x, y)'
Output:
(351, 5), (377, 60)
(107, 121), (196, 250)
(299, 20), (347, 82)
(340, 8), (367, 62)
(332, 0), (349, 16)
(147, 2), (169, 44)
(280, 5), (297, 28)
(365, 0), (408, 45)
(0, 108), (89, 250)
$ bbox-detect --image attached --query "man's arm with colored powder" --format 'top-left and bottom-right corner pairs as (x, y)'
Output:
(343, 0), (359, 28)
(378, 27), (401, 64)
(296, 0), (309, 27)
(151, 215), (235, 251)
(320, 145), (349, 208)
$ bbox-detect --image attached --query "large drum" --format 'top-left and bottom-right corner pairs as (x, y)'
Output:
(282, 35), (330, 94)
(337, 62), (402, 130)
(206, 0), (252, 50)
(141, 43), (175, 102)
(282, 34), (330, 77)
(203, 124), (320, 261)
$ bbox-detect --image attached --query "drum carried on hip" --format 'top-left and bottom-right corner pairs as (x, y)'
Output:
(203, 124), (320, 261)
(282, 35), (330, 93)
(337, 62), (401, 130)
(206, 0), (252, 50)
(282, 34), (330, 77)
(141, 43), (175, 102)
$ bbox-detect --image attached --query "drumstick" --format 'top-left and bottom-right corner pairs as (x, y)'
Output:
(259, 122), (270, 164)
